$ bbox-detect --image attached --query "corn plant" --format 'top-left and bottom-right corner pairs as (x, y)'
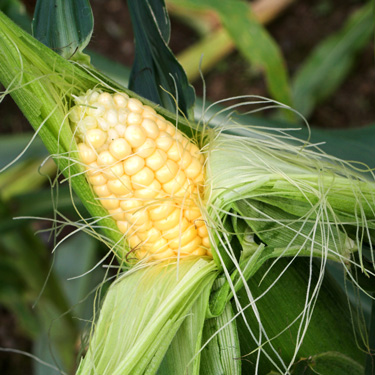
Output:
(0, 1), (374, 374)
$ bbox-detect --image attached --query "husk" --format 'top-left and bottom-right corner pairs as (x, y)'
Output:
(76, 257), (218, 375)
(204, 130), (375, 270)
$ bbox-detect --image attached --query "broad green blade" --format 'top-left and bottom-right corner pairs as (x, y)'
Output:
(292, 3), (373, 118)
(169, 0), (292, 108)
(128, 0), (195, 119)
(32, 0), (93, 61)
(290, 351), (364, 375)
(236, 258), (365, 374)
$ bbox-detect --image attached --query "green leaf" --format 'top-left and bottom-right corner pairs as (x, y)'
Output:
(309, 125), (375, 169)
(32, 0), (93, 61)
(53, 232), (105, 321)
(294, 351), (364, 375)
(128, 0), (195, 118)
(292, 3), (373, 117)
(236, 258), (366, 374)
(169, 0), (292, 108)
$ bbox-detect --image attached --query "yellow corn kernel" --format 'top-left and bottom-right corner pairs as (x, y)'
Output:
(127, 98), (143, 113)
(146, 149), (168, 171)
(134, 179), (161, 199)
(107, 175), (132, 195)
(155, 159), (178, 184)
(97, 151), (124, 179)
(168, 225), (197, 249)
(120, 198), (141, 213)
(117, 220), (129, 234)
(100, 194), (120, 210)
(88, 173), (107, 186)
(202, 236), (210, 249)
(123, 155), (145, 176)
(108, 208), (126, 221)
(162, 170), (186, 194)
(131, 167), (154, 189)
(148, 238), (169, 254)
(153, 208), (181, 231)
(141, 119), (160, 139)
(162, 218), (189, 240)
(178, 236), (202, 254)
(124, 207), (150, 226)
(125, 124), (146, 147)
(185, 157), (202, 180)
(149, 200), (175, 221)
(93, 184), (111, 197)
(78, 143), (96, 164)
(137, 227), (162, 242)
(109, 138), (132, 160)
(155, 131), (173, 152)
(86, 129), (107, 149)
(135, 138), (156, 158)
(127, 112), (143, 126)
(70, 90), (211, 261)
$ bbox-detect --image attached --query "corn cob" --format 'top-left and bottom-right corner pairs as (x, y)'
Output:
(69, 90), (211, 261)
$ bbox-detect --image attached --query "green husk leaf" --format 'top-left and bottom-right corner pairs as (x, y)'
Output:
(208, 241), (265, 317)
(205, 131), (375, 269)
(157, 280), (212, 375)
(76, 258), (218, 375)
